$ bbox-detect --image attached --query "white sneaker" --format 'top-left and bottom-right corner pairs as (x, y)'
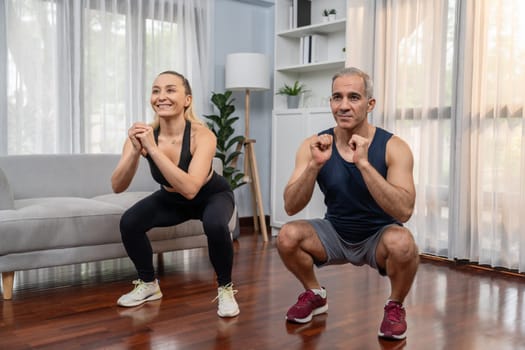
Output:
(117, 279), (163, 307)
(214, 283), (240, 317)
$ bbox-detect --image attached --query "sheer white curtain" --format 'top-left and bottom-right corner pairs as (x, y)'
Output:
(453, 0), (525, 271)
(1, 0), (212, 155)
(348, 0), (525, 271)
(370, 0), (457, 257)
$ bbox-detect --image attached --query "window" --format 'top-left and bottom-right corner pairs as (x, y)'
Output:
(2, 0), (210, 155)
(372, 0), (525, 269)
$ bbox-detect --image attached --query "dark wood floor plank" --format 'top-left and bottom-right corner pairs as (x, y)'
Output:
(2, 231), (525, 349)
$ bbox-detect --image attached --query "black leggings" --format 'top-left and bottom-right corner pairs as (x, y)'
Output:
(120, 187), (235, 286)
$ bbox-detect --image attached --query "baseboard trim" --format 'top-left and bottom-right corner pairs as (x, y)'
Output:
(420, 253), (525, 278)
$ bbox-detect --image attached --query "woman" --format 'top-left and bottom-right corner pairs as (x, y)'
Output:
(111, 71), (239, 317)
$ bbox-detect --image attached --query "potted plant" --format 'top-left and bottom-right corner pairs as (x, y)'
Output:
(203, 91), (246, 190)
(276, 81), (308, 109)
(328, 9), (337, 21)
(321, 9), (330, 22)
(322, 9), (337, 22)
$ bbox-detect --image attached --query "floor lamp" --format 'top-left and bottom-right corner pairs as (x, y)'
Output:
(225, 53), (269, 242)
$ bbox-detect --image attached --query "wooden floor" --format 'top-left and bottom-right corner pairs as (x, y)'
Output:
(2, 228), (525, 350)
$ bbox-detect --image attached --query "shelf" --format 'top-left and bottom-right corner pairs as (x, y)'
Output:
(273, 1), (347, 109)
(276, 59), (345, 73)
(272, 0), (348, 233)
(277, 19), (346, 38)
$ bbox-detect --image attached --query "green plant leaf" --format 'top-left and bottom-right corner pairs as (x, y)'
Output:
(225, 151), (243, 165)
(276, 80), (307, 96)
(226, 135), (245, 150)
(207, 91), (245, 190)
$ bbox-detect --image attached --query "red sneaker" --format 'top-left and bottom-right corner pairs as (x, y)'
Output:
(286, 289), (328, 323)
(378, 300), (407, 340)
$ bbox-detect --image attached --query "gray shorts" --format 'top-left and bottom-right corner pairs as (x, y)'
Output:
(308, 218), (397, 276)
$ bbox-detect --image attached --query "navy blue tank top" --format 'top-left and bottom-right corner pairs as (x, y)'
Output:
(317, 127), (400, 243)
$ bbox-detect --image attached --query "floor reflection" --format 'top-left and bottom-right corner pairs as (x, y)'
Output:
(214, 316), (239, 350)
(285, 313), (327, 347)
(117, 299), (162, 326)
(378, 337), (407, 350)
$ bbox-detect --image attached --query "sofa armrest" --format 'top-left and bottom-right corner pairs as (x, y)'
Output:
(212, 157), (223, 175)
(0, 168), (14, 210)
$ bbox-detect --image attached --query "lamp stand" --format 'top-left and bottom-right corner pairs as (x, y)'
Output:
(242, 89), (268, 242)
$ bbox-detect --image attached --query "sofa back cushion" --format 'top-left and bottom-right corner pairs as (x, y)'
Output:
(0, 154), (158, 200)
(0, 167), (15, 209)
(0, 155), (224, 200)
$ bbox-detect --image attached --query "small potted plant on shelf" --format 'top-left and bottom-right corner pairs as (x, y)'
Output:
(276, 81), (308, 109)
(321, 9), (330, 22)
(328, 9), (337, 21)
(322, 9), (337, 22)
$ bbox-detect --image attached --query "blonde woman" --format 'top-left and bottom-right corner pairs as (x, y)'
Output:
(111, 71), (239, 317)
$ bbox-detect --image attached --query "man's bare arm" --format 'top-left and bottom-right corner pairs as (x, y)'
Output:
(284, 134), (332, 216)
(358, 136), (416, 222)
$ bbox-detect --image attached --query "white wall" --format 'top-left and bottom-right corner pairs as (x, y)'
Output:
(214, 0), (274, 218)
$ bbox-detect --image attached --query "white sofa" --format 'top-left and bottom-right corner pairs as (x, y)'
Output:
(0, 154), (238, 300)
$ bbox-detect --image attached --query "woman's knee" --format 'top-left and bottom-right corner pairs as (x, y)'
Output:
(203, 219), (231, 242)
(120, 209), (143, 238)
(120, 210), (131, 233)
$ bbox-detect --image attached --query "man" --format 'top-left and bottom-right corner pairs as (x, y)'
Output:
(276, 67), (419, 340)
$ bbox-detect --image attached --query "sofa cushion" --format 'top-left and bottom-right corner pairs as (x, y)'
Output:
(92, 191), (152, 209)
(0, 194), (208, 257)
(93, 192), (207, 240)
(0, 168), (14, 210)
(0, 154), (159, 200)
(0, 197), (124, 255)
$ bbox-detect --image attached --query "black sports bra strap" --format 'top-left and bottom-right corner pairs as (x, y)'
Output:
(178, 120), (192, 172)
(154, 127), (160, 142)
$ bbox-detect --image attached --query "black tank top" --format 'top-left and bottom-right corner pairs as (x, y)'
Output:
(317, 127), (400, 243)
(144, 120), (231, 204)
(145, 120), (192, 187)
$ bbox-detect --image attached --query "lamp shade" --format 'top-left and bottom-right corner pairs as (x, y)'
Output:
(225, 53), (270, 91)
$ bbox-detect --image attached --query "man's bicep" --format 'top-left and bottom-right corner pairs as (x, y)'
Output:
(386, 137), (416, 197)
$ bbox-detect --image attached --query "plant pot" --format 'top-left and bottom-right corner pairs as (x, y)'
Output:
(321, 16), (329, 23)
(328, 14), (336, 21)
(287, 95), (300, 109)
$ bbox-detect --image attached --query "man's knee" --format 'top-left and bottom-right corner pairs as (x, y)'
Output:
(382, 226), (419, 263)
(276, 222), (303, 252)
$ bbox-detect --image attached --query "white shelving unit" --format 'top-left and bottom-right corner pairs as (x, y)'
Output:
(271, 0), (347, 235)
(274, 0), (347, 110)
(270, 109), (335, 236)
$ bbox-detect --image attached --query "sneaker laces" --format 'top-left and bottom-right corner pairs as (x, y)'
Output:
(131, 279), (154, 293)
(212, 283), (238, 303)
(385, 302), (404, 322)
(132, 279), (145, 289)
(295, 290), (315, 307)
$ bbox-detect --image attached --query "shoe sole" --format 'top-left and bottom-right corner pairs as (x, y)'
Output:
(217, 307), (240, 318)
(378, 330), (407, 340)
(117, 291), (163, 308)
(286, 304), (328, 323)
